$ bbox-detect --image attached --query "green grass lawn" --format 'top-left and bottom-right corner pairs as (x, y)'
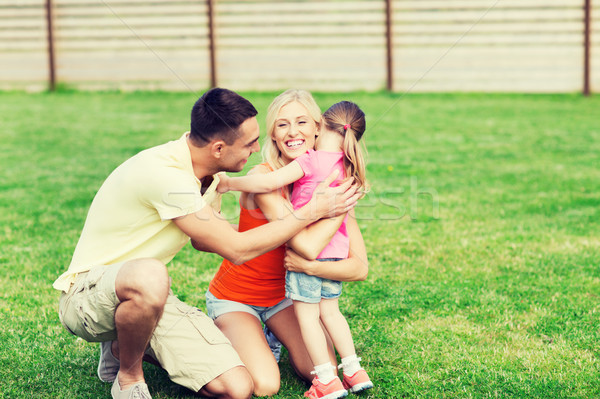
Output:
(1, 90), (599, 398)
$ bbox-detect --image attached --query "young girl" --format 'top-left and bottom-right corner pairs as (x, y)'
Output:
(218, 101), (373, 399)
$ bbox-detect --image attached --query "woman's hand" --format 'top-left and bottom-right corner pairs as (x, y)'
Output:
(284, 248), (320, 276)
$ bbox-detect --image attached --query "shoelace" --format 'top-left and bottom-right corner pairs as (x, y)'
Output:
(130, 384), (151, 399)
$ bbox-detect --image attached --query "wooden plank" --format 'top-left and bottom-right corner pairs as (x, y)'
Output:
(216, 47), (384, 60)
(394, 71), (583, 82)
(0, 29), (47, 40)
(55, 0), (200, 6)
(215, 13), (383, 26)
(0, 41), (48, 51)
(67, 80), (210, 92)
(1, 18), (50, 28)
(391, 33), (583, 46)
(0, 53), (48, 69)
(392, 45), (584, 55)
(216, 1), (384, 14)
(55, 46), (208, 54)
(0, 7), (46, 17)
(391, 21), (584, 34)
(53, 37), (210, 51)
(392, 0), (582, 10)
(218, 24), (385, 36)
(392, 46), (583, 63)
(52, 60), (209, 73)
(53, 15), (208, 28)
(55, 68), (210, 81)
(55, 67), (210, 79)
(392, 9), (583, 23)
(217, 78), (384, 93)
(1, 68), (49, 77)
(393, 69), (582, 80)
(53, 26), (208, 39)
(217, 69), (384, 81)
(0, 0), (45, 7)
(394, 56), (582, 69)
(56, 53), (210, 62)
(393, 80), (582, 93)
(217, 36), (385, 48)
(53, 3), (207, 17)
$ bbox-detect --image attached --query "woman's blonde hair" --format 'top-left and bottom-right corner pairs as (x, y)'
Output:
(262, 89), (321, 171)
(322, 101), (369, 195)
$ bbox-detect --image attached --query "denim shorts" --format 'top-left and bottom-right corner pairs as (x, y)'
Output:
(205, 290), (292, 323)
(285, 258), (343, 304)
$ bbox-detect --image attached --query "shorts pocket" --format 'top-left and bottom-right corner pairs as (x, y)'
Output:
(59, 269), (117, 342)
(173, 300), (230, 346)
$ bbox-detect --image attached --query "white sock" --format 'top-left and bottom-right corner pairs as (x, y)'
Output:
(341, 354), (362, 376)
(314, 362), (336, 384)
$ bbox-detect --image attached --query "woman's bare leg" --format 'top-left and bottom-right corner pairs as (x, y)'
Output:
(214, 312), (280, 396)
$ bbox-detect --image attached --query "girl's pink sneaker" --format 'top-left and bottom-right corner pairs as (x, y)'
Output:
(342, 369), (373, 393)
(304, 377), (348, 399)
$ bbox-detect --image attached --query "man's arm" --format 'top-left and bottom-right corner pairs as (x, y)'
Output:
(190, 221), (238, 252)
(176, 172), (358, 265)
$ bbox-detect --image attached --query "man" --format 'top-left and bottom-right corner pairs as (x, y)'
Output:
(53, 88), (358, 399)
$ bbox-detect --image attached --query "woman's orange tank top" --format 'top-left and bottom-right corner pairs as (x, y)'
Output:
(208, 164), (286, 307)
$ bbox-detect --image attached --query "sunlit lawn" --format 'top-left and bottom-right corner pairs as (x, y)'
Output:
(1, 90), (599, 398)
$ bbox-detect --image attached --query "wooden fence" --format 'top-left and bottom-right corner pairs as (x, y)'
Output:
(1, 0), (598, 93)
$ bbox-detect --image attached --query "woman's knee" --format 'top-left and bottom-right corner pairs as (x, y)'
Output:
(201, 366), (253, 399)
(253, 377), (280, 397)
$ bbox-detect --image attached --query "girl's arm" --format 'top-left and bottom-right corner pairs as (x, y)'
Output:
(283, 209), (369, 282)
(218, 161), (304, 193)
(286, 214), (346, 260)
(254, 190), (344, 259)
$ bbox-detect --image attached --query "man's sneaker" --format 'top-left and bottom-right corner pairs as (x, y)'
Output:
(98, 341), (119, 383)
(111, 374), (152, 399)
(304, 377), (348, 399)
(342, 369), (373, 393)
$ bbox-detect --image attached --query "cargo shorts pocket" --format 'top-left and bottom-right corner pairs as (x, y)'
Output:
(172, 300), (231, 346)
(59, 267), (119, 342)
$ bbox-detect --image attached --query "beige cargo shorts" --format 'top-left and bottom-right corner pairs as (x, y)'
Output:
(58, 262), (243, 392)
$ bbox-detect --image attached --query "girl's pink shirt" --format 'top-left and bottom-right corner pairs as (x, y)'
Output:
(291, 149), (349, 259)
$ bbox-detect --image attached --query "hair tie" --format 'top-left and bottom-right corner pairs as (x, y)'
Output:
(343, 124), (351, 131)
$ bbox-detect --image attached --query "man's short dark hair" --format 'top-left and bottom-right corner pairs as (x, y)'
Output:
(190, 88), (258, 146)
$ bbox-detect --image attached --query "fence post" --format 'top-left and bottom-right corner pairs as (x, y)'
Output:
(385, 0), (394, 91)
(45, 0), (56, 91)
(207, 0), (217, 88)
(583, 0), (591, 96)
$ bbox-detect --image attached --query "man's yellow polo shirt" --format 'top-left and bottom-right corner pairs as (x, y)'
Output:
(53, 133), (221, 293)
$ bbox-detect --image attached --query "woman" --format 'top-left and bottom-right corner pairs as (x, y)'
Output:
(206, 89), (369, 396)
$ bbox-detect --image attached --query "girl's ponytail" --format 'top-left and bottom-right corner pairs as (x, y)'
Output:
(343, 128), (369, 196)
(323, 101), (369, 196)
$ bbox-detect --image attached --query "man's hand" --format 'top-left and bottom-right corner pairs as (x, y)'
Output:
(309, 170), (360, 219)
